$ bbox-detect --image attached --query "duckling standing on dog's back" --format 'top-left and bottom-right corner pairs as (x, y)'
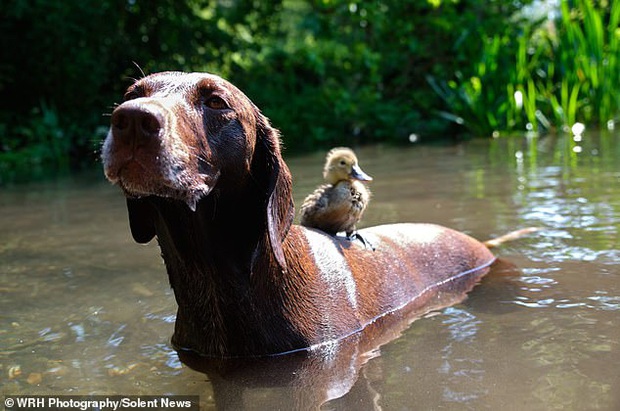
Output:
(300, 147), (373, 243)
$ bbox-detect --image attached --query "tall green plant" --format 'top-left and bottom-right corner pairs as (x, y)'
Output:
(427, 33), (515, 137)
(557, 0), (620, 126)
(432, 0), (620, 136)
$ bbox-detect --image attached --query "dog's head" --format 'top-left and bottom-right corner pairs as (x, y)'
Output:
(102, 72), (294, 268)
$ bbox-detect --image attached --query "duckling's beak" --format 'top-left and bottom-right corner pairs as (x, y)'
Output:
(351, 164), (373, 181)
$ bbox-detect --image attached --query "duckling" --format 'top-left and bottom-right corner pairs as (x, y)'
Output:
(300, 147), (373, 247)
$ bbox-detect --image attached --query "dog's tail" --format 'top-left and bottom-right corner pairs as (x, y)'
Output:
(483, 227), (540, 248)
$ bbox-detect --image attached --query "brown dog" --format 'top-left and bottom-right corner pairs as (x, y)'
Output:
(102, 72), (496, 358)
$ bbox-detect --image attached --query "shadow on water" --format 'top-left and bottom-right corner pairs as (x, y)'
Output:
(2, 132), (619, 410)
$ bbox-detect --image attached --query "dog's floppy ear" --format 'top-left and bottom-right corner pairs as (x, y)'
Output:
(126, 198), (156, 244)
(254, 112), (295, 271)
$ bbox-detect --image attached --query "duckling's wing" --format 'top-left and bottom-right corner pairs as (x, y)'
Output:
(300, 184), (331, 222)
(300, 184), (331, 212)
(300, 184), (348, 233)
(301, 183), (359, 234)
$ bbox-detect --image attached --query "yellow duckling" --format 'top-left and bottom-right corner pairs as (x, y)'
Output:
(300, 147), (373, 245)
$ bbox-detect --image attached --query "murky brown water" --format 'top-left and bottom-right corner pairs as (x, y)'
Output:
(2, 132), (619, 410)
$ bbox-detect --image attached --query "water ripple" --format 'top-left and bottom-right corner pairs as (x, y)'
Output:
(513, 295), (620, 311)
(587, 295), (620, 311)
(442, 307), (481, 342)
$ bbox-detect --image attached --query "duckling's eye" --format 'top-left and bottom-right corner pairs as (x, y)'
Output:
(339, 160), (347, 166)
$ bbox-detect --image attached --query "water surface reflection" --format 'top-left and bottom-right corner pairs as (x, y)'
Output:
(2, 133), (619, 410)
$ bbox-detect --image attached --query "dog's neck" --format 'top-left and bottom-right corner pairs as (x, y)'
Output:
(146, 181), (306, 357)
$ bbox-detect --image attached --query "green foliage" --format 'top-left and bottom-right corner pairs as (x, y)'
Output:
(428, 33), (518, 137)
(432, 0), (620, 136)
(227, 0), (530, 148)
(556, 0), (620, 127)
(2, 0), (618, 182)
(0, 0), (246, 177)
(0, 102), (71, 182)
(1, 0), (530, 165)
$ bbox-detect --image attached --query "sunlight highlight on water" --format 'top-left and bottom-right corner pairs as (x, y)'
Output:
(1, 133), (619, 410)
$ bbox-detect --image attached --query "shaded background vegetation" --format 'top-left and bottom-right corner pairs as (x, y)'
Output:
(1, 0), (618, 182)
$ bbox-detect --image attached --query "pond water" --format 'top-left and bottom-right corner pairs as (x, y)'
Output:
(1, 132), (619, 410)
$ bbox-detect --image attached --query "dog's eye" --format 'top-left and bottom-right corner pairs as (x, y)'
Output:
(204, 96), (229, 110)
(124, 89), (141, 101)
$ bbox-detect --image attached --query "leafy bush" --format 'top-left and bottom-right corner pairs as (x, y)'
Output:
(0, 0), (235, 173)
(6, 0), (617, 181)
(0, 102), (71, 182)
(226, 0), (531, 149)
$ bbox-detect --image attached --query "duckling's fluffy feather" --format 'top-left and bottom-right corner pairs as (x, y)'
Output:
(300, 148), (371, 236)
